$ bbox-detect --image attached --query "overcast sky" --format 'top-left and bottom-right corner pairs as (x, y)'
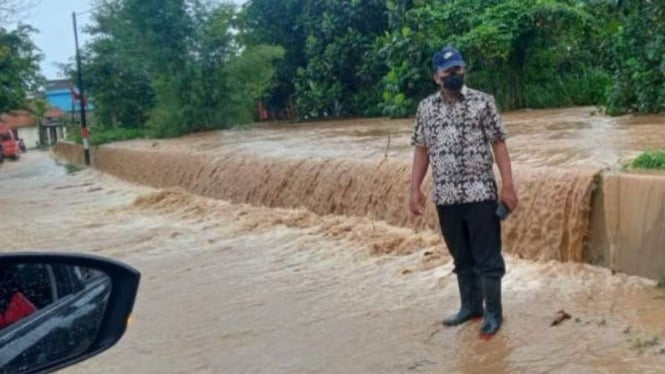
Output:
(19, 0), (246, 80)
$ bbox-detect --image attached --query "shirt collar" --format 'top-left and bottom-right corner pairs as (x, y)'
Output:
(460, 85), (469, 98)
(436, 85), (468, 104)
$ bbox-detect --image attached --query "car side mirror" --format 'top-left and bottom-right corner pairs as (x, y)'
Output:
(0, 253), (140, 374)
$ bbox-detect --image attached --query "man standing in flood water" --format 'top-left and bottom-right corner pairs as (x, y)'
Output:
(409, 46), (518, 336)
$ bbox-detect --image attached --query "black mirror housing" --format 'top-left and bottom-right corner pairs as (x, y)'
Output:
(0, 252), (140, 374)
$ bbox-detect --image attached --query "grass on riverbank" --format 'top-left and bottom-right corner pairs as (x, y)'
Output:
(630, 150), (665, 170)
(64, 163), (85, 174)
(68, 127), (148, 146)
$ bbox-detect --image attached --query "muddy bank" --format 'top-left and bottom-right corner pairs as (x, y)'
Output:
(54, 142), (599, 264)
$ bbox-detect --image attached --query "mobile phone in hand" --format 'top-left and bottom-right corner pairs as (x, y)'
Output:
(496, 201), (511, 221)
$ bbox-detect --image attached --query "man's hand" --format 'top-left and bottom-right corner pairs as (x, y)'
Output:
(500, 183), (518, 211)
(410, 146), (430, 216)
(492, 140), (517, 211)
(410, 189), (426, 215)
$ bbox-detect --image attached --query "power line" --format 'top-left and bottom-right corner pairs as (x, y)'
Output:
(74, 2), (105, 16)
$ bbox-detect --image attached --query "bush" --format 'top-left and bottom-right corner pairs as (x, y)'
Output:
(520, 70), (611, 109)
(631, 150), (665, 170)
(604, 1), (665, 116)
(64, 163), (85, 174)
(68, 127), (148, 146)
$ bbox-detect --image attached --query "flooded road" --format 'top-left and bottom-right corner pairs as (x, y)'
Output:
(2, 151), (665, 373)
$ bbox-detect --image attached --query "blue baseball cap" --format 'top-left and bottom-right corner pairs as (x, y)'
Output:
(432, 46), (465, 72)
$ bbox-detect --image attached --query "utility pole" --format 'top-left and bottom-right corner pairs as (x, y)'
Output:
(72, 11), (90, 166)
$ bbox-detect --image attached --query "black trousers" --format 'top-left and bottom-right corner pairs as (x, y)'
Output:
(436, 200), (505, 279)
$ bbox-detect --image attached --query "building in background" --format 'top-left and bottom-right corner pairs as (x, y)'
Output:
(44, 79), (94, 124)
(0, 80), (85, 150)
(42, 107), (68, 146)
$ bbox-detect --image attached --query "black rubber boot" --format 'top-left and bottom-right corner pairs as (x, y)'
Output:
(442, 273), (483, 326)
(480, 277), (503, 336)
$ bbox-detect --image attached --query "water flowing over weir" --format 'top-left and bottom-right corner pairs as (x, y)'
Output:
(54, 142), (600, 263)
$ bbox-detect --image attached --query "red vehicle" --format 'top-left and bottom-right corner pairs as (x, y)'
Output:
(0, 128), (21, 160)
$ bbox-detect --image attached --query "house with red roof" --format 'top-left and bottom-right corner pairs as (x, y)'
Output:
(0, 106), (69, 149)
(0, 111), (38, 149)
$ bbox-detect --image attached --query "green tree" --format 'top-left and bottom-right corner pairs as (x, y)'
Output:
(372, 0), (611, 116)
(80, 38), (155, 129)
(294, 0), (389, 119)
(79, 0), (284, 137)
(77, 0), (155, 129)
(0, 25), (43, 113)
(243, 0), (394, 119)
(604, 0), (665, 114)
(240, 0), (307, 114)
(460, 0), (608, 109)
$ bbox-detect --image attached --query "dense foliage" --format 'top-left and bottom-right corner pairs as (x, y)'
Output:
(243, 0), (663, 119)
(75, 0), (283, 137)
(603, 0), (665, 115)
(0, 25), (42, 114)
(631, 150), (665, 171)
(5, 0), (665, 137)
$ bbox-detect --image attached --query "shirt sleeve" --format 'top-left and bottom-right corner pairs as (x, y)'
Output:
(411, 103), (427, 148)
(482, 96), (508, 143)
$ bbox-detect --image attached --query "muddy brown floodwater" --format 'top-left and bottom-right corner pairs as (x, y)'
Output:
(118, 106), (665, 168)
(54, 107), (665, 271)
(4, 106), (665, 373)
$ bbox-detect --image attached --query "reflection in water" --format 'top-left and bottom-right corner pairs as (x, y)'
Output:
(0, 266), (39, 329)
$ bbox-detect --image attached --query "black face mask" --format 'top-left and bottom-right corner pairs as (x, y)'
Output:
(442, 74), (464, 92)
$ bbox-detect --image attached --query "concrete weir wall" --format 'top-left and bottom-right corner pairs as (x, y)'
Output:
(588, 173), (665, 280)
(54, 142), (665, 280)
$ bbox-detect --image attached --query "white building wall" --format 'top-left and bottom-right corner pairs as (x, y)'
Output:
(16, 126), (40, 149)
